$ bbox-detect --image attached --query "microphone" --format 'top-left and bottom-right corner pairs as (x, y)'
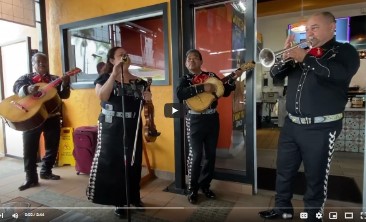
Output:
(121, 55), (128, 63)
(91, 54), (102, 58)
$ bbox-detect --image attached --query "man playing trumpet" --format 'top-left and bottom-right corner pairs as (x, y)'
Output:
(259, 12), (360, 221)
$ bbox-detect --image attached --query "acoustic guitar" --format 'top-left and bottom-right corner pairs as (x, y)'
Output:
(186, 61), (255, 112)
(0, 68), (81, 131)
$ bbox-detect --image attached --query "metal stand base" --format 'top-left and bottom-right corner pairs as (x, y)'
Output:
(163, 182), (187, 195)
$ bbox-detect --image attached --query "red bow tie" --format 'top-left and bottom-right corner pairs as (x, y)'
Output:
(308, 48), (324, 58)
(192, 73), (210, 84)
(32, 74), (51, 83)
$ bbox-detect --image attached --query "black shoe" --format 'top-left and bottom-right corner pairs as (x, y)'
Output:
(187, 191), (198, 204)
(40, 173), (60, 180)
(201, 188), (216, 199)
(18, 179), (39, 191)
(114, 208), (126, 218)
(258, 209), (293, 220)
(132, 201), (145, 212)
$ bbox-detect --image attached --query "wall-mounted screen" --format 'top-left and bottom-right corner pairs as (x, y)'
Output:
(350, 15), (366, 50)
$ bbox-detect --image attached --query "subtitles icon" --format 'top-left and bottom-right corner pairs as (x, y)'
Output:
(299, 212), (308, 219)
(329, 212), (337, 219)
(344, 212), (353, 219)
(164, 103), (186, 118)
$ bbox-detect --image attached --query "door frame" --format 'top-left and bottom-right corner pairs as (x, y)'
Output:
(0, 37), (32, 158)
(171, 0), (257, 194)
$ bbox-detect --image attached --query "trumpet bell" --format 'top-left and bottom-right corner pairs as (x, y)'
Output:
(259, 48), (275, 68)
(258, 40), (312, 68)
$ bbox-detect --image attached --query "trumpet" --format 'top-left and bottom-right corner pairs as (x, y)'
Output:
(259, 40), (312, 68)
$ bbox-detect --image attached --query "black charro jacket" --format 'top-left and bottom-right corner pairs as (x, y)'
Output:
(270, 38), (360, 117)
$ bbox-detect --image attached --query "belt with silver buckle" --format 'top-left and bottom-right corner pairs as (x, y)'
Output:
(288, 113), (343, 125)
(188, 108), (216, 115)
(102, 108), (136, 118)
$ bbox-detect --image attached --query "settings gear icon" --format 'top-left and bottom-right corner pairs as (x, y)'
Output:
(315, 212), (323, 219)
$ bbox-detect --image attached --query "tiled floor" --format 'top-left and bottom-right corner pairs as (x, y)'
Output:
(0, 149), (363, 222)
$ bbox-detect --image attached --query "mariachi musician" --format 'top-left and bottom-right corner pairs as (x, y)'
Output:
(258, 12), (360, 221)
(87, 47), (156, 218)
(13, 52), (71, 191)
(176, 49), (244, 204)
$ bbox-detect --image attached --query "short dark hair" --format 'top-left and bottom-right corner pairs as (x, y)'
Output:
(186, 49), (202, 60)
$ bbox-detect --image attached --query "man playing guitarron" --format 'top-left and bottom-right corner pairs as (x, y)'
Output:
(13, 52), (71, 191)
(177, 49), (244, 204)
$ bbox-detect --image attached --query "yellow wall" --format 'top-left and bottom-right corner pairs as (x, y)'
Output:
(46, 0), (175, 172)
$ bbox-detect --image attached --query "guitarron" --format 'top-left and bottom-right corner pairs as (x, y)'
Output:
(186, 61), (255, 112)
(0, 68), (81, 131)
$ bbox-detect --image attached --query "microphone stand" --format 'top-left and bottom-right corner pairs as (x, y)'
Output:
(119, 58), (131, 222)
(131, 83), (145, 167)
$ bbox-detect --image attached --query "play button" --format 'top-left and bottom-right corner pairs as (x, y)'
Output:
(164, 103), (186, 118)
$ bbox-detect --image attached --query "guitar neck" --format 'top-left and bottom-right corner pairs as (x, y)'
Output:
(50, 78), (63, 87)
(42, 78), (63, 92)
(221, 61), (255, 83)
(221, 68), (240, 83)
(41, 68), (81, 91)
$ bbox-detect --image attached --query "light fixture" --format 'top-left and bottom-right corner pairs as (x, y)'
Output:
(290, 0), (306, 33)
(209, 48), (246, 55)
(359, 50), (366, 59)
(232, 1), (246, 14)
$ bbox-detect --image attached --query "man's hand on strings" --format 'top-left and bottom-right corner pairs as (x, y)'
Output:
(62, 75), (70, 87)
(204, 83), (217, 93)
(27, 85), (40, 94)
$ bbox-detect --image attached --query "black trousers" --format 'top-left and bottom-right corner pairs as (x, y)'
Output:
(186, 112), (219, 192)
(275, 116), (342, 220)
(22, 115), (61, 176)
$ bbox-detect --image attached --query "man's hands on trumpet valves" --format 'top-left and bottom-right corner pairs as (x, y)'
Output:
(286, 47), (308, 63)
(282, 35), (308, 63)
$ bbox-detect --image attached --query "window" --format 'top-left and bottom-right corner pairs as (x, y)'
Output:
(0, 0), (35, 27)
(60, 3), (169, 88)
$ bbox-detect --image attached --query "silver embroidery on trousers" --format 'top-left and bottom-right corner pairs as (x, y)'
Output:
(86, 121), (102, 201)
(186, 116), (194, 190)
(319, 130), (337, 216)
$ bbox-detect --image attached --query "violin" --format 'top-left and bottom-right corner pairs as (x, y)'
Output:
(144, 77), (161, 142)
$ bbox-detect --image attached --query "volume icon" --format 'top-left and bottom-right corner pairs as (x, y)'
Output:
(12, 213), (18, 219)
